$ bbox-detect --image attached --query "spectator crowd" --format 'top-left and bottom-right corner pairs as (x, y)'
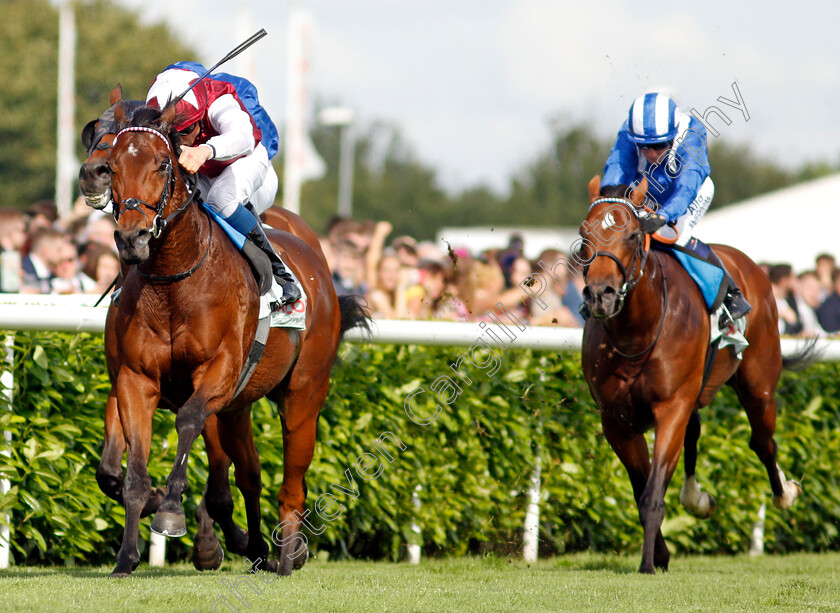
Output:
(1, 198), (837, 336)
(0, 198), (119, 297)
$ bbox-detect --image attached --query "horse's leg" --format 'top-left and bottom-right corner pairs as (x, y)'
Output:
(150, 390), (213, 538)
(96, 391), (165, 517)
(601, 419), (670, 573)
(215, 407), (276, 570)
(731, 361), (802, 509)
(636, 403), (695, 574)
(679, 410), (716, 519)
(199, 415), (249, 559)
(112, 376), (158, 577)
(96, 392), (126, 503)
(272, 373), (331, 575)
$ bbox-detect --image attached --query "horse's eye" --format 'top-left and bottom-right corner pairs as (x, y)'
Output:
(627, 231), (641, 243)
(158, 160), (170, 173)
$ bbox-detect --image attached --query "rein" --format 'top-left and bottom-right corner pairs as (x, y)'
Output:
(112, 126), (198, 239)
(137, 205), (213, 283)
(112, 125), (210, 283)
(601, 252), (668, 359)
(586, 197), (651, 313)
(585, 197), (666, 359)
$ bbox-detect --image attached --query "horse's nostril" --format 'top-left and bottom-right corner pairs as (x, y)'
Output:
(582, 286), (593, 302)
(603, 286), (617, 297)
(95, 164), (110, 179)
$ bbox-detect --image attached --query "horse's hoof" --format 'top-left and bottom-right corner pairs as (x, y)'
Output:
(193, 541), (224, 571)
(109, 570), (133, 579)
(773, 479), (802, 510)
(292, 541), (309, 570)
(151, 510), (187, 537)
(226, 528), (249, 556)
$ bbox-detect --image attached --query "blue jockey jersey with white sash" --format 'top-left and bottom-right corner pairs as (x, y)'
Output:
(602, 113), (711, 223)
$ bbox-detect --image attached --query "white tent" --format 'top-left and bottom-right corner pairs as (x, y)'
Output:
(699, 173), (840, 272)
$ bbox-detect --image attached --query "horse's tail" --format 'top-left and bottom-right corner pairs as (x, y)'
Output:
(782, 336), (821, 372)
(338, 294), (372, 341)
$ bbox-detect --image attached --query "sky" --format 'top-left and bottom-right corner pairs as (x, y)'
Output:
(115, 0), (840, 194)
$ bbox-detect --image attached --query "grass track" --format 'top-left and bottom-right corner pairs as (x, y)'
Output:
(2, 553), (839, 612)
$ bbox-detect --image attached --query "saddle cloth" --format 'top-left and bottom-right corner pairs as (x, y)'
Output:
(654, 240), (749, 358)
(206, 203), (307, 330)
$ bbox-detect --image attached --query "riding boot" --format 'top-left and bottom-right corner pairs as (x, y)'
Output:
(684, 238), (752, 329)
(245, 224), (301, 306)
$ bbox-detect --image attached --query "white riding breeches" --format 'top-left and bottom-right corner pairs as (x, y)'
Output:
(195, 143), (278, 218)
(672, 177), (714, 247)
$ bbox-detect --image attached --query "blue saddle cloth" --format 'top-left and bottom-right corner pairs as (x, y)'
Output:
(203, 203), (246, 250)
(655, 241), (725, 310)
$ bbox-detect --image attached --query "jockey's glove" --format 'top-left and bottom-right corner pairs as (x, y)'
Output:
(639, 212), (667, 234)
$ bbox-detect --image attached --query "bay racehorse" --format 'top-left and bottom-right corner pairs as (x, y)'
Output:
(579, 175), (806, 574)
(79, 88), (332, 571)
(100, 98), (368, 578)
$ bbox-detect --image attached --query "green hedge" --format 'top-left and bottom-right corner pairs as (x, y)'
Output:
(0, 331), (839, 566)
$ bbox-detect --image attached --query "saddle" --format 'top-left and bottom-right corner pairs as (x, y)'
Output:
(651, 234), (749, 360)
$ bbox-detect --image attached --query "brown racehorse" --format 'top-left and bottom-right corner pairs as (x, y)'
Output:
(101, 99), (368, 578)
(579, 175), (805, 574)
(79, 88), (331, 571)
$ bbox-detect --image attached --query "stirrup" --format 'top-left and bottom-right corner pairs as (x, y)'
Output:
(719, 292), (751, 329)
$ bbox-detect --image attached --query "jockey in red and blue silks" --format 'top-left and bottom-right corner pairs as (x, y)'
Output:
(146, 63), (299, 305)
(601, 92), (750, 327)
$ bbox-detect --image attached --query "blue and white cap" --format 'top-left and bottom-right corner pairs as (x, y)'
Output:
(627, 93), (679, 145)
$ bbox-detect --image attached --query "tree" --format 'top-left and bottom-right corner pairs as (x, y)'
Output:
(0, 0), (194, 209)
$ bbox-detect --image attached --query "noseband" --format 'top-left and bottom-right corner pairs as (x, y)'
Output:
(112, 126), (198, 239)
(584, 197), (651, 314)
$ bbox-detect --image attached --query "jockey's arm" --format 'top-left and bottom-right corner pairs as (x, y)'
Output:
(656, 124), (711, 222)
(204, 93), (256, 160)
(657, 168), (705, 222)
(602, 127), (638, 189)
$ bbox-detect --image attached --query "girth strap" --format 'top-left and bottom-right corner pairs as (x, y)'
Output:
(232, 315), (271, 398)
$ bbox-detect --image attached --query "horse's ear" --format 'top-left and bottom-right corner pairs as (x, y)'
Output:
(114, 100), (129, 127)
(109, 84), (123, 106)
(630, 177), (648, 207)
(81, 119), (97, 151)
(588, 175), (601, 202)
(159, 103), (178, 131)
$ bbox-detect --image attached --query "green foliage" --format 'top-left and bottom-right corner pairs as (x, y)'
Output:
(1, 331), (839, 567)
(0, 0), (194, 208)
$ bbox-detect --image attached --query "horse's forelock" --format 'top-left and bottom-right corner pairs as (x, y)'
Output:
(599, 184), (627, 198)
(125, 105), (183, 150)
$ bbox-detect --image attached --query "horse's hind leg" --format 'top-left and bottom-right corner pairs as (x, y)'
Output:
(195, 416), (250, 568)
(96, 392), (164, 517)
(731, 359), (801, 509)
(602, 419), (671, 573)
(271, 372), (332, 575)
(215, 407), (275, 570)
(679, 410), (716, 519)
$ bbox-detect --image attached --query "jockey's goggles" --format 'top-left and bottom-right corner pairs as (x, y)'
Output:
(177, 122), (199, 136)
(639, 141), (672, 151)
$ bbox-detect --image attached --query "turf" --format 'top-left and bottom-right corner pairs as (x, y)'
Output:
(2, 552), (839, 612)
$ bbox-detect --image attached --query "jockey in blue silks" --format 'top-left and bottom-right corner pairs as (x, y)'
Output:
(601, 92), (751, 328)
